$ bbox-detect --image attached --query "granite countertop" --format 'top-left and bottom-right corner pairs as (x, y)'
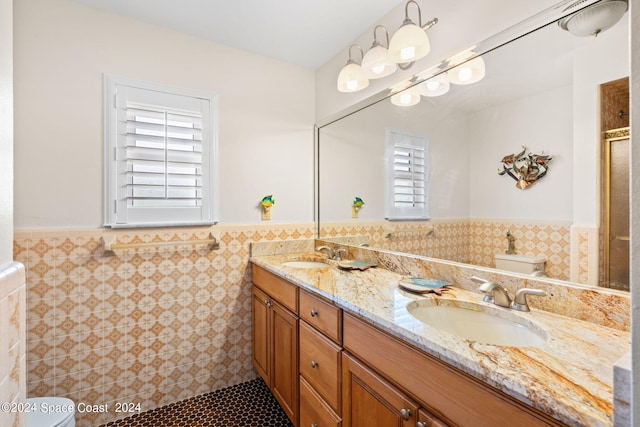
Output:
(250, 253), (630, 427)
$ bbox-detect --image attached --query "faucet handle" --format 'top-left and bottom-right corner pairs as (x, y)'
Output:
(334, 248), (347, 261)
(511, 288), (546, 312)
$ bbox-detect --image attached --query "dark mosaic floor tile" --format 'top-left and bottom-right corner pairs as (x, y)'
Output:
(99, 379), (294, 427)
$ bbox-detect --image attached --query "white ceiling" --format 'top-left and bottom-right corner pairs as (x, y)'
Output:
(68, 0), (404, 69)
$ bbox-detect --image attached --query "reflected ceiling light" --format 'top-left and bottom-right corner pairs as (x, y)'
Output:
(337, 45), (369, 93)
(361, 26), (397, 79)
(391, 87), (421, 107)
(418, 73), (449, 97)
(558, 0), (628, 37)
(388, 0), (438, 65)
(447, 56), (485, 85)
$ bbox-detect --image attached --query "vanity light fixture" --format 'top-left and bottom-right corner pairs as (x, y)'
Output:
(418, 73), (449, 97)
(391, 86), (421, 107)
(337, 1), (438, 93)
(388, 0), (438, 65)
(361, 26), (397, 79)
(558, 0), (628, 37)
(337, 45), (369, 92)
(447, 55), (486, 85)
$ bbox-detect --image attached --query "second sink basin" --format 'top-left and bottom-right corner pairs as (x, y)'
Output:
(406, 300), (547, 347)
(281, 261), (330, 269)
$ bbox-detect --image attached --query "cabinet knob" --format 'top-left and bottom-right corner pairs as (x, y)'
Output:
(311, 424), (318, 427)
(417, 423), (427, 427)
(310, 360), (319, 368)
(310, 309), (319, 317)
(400, 408), (412, 420)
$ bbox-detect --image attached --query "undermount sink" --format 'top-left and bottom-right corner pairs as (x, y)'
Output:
(281, 261), (330, 269)
(406, 300), (547, 347)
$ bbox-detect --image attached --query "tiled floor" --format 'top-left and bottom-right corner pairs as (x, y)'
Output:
(99, 379), (294, 427)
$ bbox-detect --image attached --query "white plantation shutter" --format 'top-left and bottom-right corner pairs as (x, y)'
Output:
(385, 128), (429, 220)
(104, 76), (218, 227)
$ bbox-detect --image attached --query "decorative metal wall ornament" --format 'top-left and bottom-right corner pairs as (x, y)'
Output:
(498, 146), (552, 189)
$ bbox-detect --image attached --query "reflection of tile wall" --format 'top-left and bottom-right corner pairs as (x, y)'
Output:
(320, 219), (471, 264)
(0, 262), (27, 427)
(14, 224), (314, 427)
(467, 219), (571, 281)
(321, 218), (572, 281)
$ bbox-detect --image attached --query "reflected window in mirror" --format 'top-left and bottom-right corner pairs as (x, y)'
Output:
(385, 128), (429, 220)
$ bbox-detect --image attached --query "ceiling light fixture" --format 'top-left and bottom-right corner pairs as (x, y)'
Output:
(361, 26), (397, 79)
(388, 0), (438, 65)
(558, 0), (628, 37)
(337, 44), (369, 93)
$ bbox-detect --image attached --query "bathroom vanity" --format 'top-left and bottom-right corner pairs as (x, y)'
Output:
(250, 246), (629, 427)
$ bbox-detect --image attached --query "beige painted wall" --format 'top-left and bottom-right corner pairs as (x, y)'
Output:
(13, 0), (315, 228)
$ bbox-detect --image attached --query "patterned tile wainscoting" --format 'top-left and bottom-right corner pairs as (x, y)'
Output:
(0, 262), (27, 427)
(320, 218), (573, 281)
(14, 224), (314, 427)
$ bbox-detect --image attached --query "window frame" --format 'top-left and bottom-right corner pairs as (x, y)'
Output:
(384, 127), (430, 221)
(103, 74), (219, 228)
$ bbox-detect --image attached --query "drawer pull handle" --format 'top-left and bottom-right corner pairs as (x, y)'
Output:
(310, 360), (319, 368)
(417, 423), (427, 427)
(310, 309), (319, 317)
(400, 408), (412, 420)
(311, 424), (318, 427)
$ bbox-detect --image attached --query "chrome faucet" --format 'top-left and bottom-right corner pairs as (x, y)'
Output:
(511, 288), (546, 312)
(315, 245), (334, 259)
(471, 276), (512, 308)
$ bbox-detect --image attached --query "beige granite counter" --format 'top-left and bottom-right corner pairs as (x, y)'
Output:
(250, 251), (630, 427)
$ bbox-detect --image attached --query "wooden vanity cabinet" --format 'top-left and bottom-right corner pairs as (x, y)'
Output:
(252, 266), (299, 426)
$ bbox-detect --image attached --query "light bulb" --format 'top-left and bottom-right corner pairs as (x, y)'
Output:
(426, 81), (440, 91)
(458, 67), (472, 82)
(372, 64), (385, 74)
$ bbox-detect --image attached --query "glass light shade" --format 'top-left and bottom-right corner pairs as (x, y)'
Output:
(558, 0), (627, 37)
(337, 62), (369, 92)
(418, 74), (450, 97)
(388, 23), (430, 64)
(447, 56), (486, 85)
(391, 88), (421, 107)
(361, 45), (397, 79)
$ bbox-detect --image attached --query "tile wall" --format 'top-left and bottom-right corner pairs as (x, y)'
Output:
(15, 224), (314, 427)
(0, 262), (27, 427)
(320, 218), (573, 281)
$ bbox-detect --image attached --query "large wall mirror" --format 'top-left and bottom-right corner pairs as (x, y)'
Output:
(316, 0), (630, 291)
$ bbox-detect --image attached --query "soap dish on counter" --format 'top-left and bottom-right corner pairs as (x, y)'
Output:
(398, 277), (451, 294)
(337, 260), (377, 271)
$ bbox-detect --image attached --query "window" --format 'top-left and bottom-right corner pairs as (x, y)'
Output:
(104, 75), (218, 228)
(385, 128), (429, 220)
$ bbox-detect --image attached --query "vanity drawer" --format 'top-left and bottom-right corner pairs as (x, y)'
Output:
(299, 289), (342, 343)
(300, 376), (341, 427)
(299, 320), (342, 413)
(252, 265), (298, 313)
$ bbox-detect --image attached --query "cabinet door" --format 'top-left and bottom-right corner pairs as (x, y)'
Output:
(342, 353), (418, 427)
(272, 301), (299, 426)
(252, 286), (270, 384)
